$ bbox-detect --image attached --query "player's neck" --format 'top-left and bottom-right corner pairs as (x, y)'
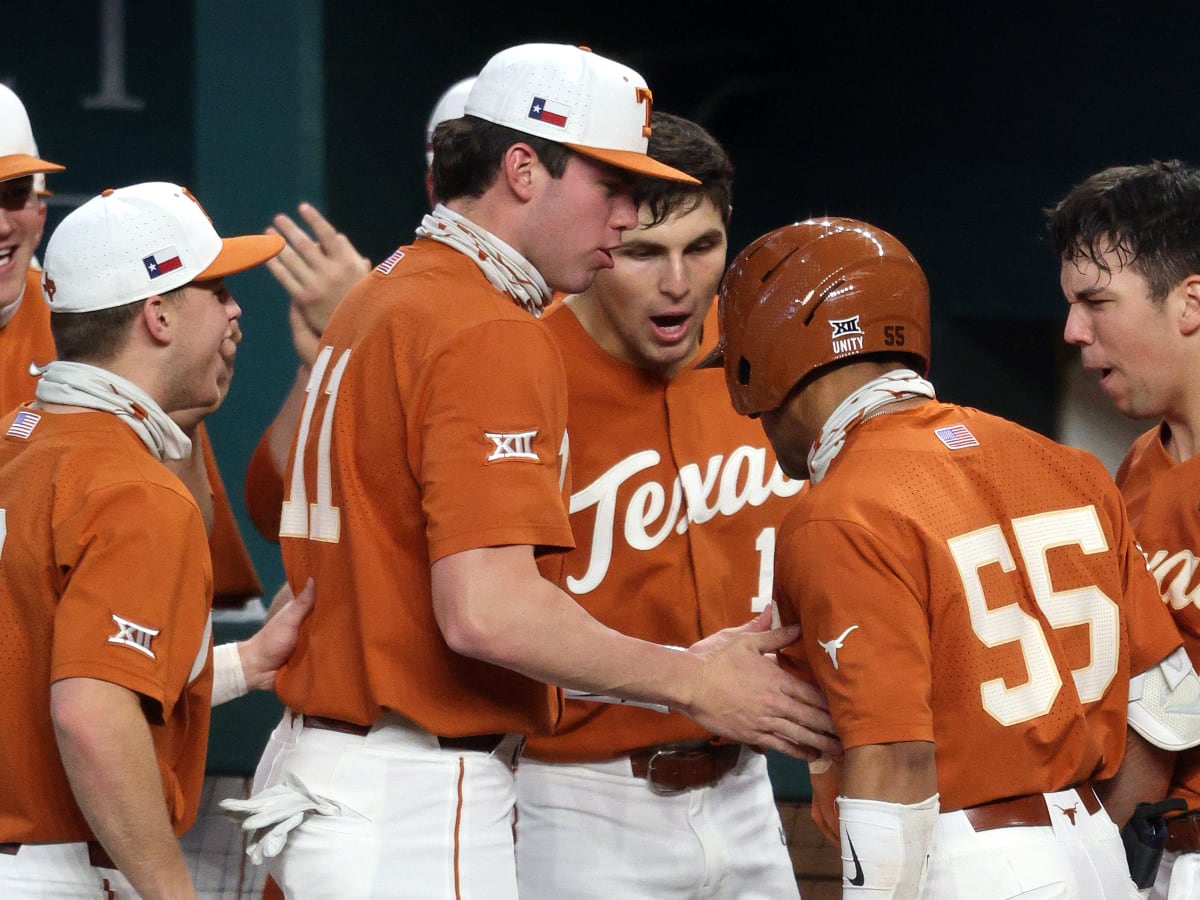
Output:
(1162, 416), (1200, 463)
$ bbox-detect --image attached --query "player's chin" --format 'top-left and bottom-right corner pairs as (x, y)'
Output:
(552, 267), (600, 296)
(219, 336), (239, 366)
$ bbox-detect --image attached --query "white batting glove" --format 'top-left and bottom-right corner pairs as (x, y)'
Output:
(220, 780), (338, 864)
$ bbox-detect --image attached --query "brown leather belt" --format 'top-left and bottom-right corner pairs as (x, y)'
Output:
(962, 783), (1101, 831)
(0, 840), (116, 869)
(1166, 813), (1200, 853)
(628, 743), (743, 794)
(302, 714), (506, 754)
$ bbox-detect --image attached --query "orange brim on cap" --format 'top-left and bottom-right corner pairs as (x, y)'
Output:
(565, 143), (700, 184)
(197, 233), (286, 280)
(0, 153), (65, 182)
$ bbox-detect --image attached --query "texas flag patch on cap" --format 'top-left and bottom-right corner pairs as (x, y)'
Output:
(143, 247), (183, 279)
(935, 423), (980, 450)
(528, 97), (570, 128)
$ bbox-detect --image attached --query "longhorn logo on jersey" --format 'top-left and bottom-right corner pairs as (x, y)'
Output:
(829, 315), (864, 356)
(108, 614), (160, 659)
(818, 625), (859, 670)
(565, 445), (802, 593)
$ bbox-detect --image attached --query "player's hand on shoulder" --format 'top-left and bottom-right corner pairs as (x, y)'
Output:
(240, 577), (316, 691)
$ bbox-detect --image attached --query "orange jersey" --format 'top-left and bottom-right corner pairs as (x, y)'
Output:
(0, 268), (260, 607)
(197, 422), (263, 607)
(274, 240), (573, 736)
(0, 406), (213, 842)
(1116, 424), (1200, 810)
(525, 304), (804, 762)
(0, 268), (55, 415)
(242, 305), (570, 547)
(245, 427), (284, 543)
(775, 402), (1179, 812)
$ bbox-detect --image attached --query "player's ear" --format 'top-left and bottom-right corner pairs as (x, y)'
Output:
(1178, 275), (1200, 337)
(142, 294), (174, 344)
(501, 142), (538, 202)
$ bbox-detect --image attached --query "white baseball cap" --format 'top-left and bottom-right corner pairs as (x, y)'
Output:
(0, 84), (64, 189)
(425, 76), (477, 167)
(42, 182), (285, 313)
(464, 43), (698, 184)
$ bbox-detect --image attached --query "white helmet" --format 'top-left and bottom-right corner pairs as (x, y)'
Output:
(424, 76), (477, 167)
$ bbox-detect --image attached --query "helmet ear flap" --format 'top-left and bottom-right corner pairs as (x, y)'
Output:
(715, 218), (930, 416)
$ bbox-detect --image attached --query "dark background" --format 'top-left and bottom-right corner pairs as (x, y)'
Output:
(6, 1), (1200, 589)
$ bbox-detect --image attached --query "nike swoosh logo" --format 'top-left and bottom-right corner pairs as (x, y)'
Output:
(846, 832), (865, 886)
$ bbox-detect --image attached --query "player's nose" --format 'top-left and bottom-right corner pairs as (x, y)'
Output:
(659, 256), (688, 299)
(1063, 306), (1091, 346)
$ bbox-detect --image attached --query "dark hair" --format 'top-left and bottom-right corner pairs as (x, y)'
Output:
(50, 298), (145, 363)
(1045, 159), (1200, 302)
(430, 115), (574, 204)
(632, 111), (733, 227)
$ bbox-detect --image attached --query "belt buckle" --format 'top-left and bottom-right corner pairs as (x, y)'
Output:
(645, 747), (715, 795)
(646, 748), (685, 795)
(497, 733), (526, 769)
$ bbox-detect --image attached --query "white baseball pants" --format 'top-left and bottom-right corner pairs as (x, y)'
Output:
(246, 712), (521, 900)
(514, 749), (798, 899)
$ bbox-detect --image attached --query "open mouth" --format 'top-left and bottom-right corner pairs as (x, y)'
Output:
(651, 314), (687, 328)
(0, 247), (14, 268)
(650, 314), (690, 341)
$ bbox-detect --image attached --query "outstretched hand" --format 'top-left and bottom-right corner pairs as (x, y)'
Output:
(265, 203), (369, 365)
(240, 578), (316, 691)
(681, 605), (840, 761)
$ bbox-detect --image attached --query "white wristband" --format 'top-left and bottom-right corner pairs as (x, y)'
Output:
(837, 793), (938, 899)
(211, 641), (249, 706)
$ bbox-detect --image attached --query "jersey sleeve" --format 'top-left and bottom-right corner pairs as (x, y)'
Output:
(244, 426), (284, 544)
(1109, 491), (1184, 674)
(198, 424), (263, 607)
(418, 317), (573, 562)
(50, 480), (213, 721)
(776, 515), (934, 750)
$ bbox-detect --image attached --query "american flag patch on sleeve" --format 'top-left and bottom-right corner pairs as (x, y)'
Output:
(935, 423), (979, 450)
(6, 410), (41, 439)
(376, 248), (405, 275)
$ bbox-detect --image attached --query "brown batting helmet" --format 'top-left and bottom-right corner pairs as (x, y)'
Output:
(697, 217), (930, 416)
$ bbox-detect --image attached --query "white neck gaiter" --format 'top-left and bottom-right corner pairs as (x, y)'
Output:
(35, 360), (192, 461)
(807, 369), (936, 484)
(416, 204), (551, 316)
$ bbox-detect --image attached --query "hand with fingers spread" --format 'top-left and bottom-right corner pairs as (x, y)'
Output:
(265, 202), (369, 360)
(681, 607), (840, 761)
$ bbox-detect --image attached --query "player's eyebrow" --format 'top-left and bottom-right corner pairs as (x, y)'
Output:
(621, 228), (725, 253)
(1070, 285), (1105, 302)
(685, 228), (726, 246)
(620, 237), (667, 252)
